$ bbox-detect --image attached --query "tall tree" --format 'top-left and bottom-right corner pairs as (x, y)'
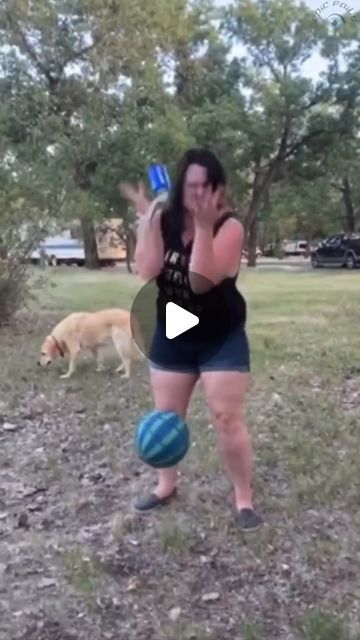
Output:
(0, 0), (211, 267)
(223, 0), (359, 265)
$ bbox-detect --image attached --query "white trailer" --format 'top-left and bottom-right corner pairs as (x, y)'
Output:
(30, 236), (85, 266)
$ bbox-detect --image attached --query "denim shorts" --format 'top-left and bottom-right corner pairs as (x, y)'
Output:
(149, 322), (250, 374)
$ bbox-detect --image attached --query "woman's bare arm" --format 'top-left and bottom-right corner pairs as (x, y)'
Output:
(119, 182), (165, 280)
(134, 209), (165, 280)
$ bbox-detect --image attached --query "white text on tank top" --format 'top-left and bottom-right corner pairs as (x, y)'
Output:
(162, 248), (202, 316)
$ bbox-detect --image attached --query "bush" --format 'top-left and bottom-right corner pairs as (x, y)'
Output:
(0, 254), (31, 326)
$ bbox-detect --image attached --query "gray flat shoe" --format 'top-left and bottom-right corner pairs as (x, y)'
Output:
(235, 508), (263, 531)
(132, 488), (178, 513)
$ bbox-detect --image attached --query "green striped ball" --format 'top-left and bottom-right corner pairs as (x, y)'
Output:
(135, 410), (190, 468)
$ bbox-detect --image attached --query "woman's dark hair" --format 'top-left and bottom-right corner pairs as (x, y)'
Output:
(163, 147), (227, 236)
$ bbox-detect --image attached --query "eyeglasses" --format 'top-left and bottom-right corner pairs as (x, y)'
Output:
(184, 182), (209, 191)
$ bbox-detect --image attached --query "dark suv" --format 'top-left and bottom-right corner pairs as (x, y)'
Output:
(311, 233), (360, 269)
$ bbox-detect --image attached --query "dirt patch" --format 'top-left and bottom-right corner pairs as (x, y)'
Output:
(341, 375), (360, 412)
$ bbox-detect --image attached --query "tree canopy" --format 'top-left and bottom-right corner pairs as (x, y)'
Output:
(1, 0), (359, 267)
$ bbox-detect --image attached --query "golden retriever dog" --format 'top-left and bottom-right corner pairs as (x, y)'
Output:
(38, 309), (144, 379)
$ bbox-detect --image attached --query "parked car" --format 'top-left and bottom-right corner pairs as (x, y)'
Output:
(282, 240), (309, 256)
(311, 233), (360, 269)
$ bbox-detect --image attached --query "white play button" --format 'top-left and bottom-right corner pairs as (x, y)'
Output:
(165, 302), (199, 339)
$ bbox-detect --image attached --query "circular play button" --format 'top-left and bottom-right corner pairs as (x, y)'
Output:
(130, 271), (246, 370)
(165, 302), (199, 339)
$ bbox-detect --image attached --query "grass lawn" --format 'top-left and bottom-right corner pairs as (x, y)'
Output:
(0, 266), (359, 640)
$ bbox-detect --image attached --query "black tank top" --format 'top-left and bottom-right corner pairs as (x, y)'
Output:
(156, 211), (246, 340)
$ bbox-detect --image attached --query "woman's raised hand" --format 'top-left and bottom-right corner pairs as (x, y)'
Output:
(119, 181), (150, 216)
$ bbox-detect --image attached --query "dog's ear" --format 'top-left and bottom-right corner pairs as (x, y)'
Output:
(55, 338), (65, 358)
(45, 336), (58, 358)
(47, 337), (55, 355)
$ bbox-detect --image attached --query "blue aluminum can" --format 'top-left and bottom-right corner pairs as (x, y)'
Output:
(148, 164), (171, 195)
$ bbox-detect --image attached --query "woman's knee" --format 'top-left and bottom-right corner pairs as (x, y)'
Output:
(210, 405), (247, 439)
(201, 371), (249, 431)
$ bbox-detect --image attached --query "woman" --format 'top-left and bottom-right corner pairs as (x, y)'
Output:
(121, 148), (262, 531)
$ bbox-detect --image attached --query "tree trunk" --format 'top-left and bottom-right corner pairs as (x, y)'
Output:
(80, 216), (100, 269)
(274, 231), (283, 259)
(244, 156), (279, 267)
(125, 227), (136, 274)
(247, 213), (258, 267)
(342, 176), (356, 233)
